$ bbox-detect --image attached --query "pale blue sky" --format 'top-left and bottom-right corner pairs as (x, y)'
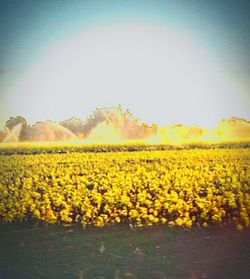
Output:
(0, 0), (249, 128)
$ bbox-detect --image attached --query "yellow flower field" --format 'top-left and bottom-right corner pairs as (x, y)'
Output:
(0, 147), (249, 229)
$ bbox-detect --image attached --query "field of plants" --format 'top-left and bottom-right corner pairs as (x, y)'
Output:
(0, 140), (249, 155)
(0, 145), (249, 229)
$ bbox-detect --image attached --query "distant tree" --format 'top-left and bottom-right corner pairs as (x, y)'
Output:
(60, 117), (84, 135)
(5, 116), (27, 130)
(5, 116), (29, 141)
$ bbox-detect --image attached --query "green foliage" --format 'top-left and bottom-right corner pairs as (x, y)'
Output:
(5, 116), (27, 130)
(0, 141), (249, 155)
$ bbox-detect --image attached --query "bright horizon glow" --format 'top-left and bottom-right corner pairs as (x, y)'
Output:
(5, 22), (249, 129)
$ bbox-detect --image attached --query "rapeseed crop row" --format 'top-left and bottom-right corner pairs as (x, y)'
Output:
(0, 148), (249, 229)
(0, 141), (249, 155)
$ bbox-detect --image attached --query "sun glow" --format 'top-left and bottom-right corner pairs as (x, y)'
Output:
(9, 22), (246, 128)
(86, 122), (123, 143)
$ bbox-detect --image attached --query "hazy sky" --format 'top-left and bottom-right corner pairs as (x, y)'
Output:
(0, 0), (249, 129)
